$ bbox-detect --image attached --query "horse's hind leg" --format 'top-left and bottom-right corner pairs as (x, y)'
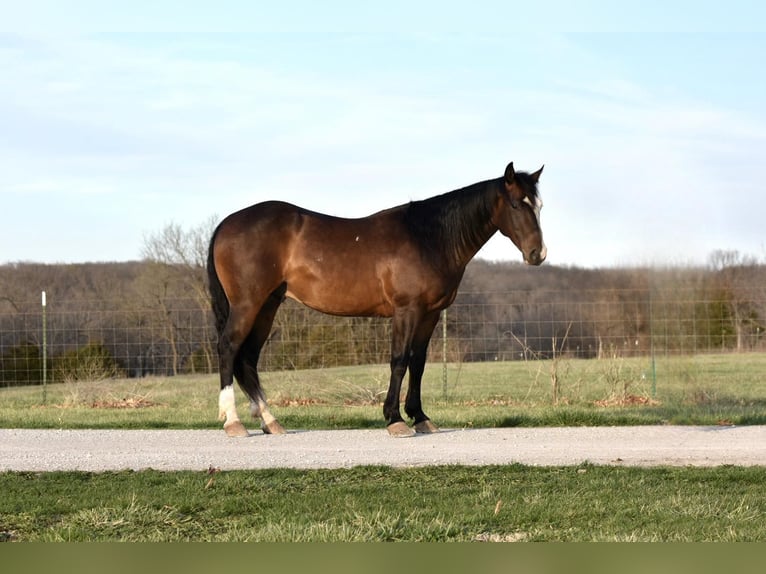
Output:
(234, 286), (286, 435)
(218, 305), (258, 437)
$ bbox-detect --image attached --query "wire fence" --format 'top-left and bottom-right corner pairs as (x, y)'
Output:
(1, 288), (765, 389)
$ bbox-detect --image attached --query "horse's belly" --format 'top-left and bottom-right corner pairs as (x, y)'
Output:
(284, 276), (392, 318)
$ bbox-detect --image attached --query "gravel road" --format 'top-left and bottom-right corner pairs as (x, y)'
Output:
(2, 426), (765, 472)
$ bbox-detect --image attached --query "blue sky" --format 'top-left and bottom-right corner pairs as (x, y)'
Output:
(2, 2), (765, 268)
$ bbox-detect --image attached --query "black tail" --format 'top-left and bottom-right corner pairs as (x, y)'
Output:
(207, 225), (229, 339)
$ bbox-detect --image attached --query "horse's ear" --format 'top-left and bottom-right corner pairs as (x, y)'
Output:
(530, 165), (544, 183)
(504, 162), (515, 184)
(503, 162), (521, 208)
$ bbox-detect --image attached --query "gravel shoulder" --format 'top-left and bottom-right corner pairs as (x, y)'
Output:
(2, 426), (765, 472)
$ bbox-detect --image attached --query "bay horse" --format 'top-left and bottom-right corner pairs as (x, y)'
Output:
(207, 161), (546, 437)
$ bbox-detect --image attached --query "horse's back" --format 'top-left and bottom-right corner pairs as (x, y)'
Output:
(212, 199), (451, 317)
(217, 200), (302, 232)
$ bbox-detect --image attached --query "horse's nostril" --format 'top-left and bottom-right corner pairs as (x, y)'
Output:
(526, 248), (545, 266)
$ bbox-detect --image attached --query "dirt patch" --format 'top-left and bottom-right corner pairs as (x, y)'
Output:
(593, 394), (660, 408)
(473, 532), (529, 542)
(462, 398), (523, 407)
(89, 396), (158, 409)
(273, 397), (326, 407)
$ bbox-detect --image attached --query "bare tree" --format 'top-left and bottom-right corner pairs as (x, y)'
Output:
(707, 250), (763, 351)
(141, 216), (219, 374)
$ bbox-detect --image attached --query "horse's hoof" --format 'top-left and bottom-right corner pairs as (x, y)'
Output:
(262, 420), (287, 435)
(387, 421), (416, 438)
(414, 420), (440, 434)
(224, 420), (250, 437)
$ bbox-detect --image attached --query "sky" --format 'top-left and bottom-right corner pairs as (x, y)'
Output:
(2, 2), (765, 268)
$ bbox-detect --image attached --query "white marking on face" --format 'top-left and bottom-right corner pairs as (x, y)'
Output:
(535, 197), (546, 260)
(523, 196), (543, 225)
(522, 196), (543, 218)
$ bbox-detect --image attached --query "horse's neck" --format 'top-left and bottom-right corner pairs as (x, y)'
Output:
(438, 181), (500, 270)
(453, 221), (498, 269)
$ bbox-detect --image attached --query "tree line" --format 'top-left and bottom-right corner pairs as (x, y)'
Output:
(1, 220), (764, 387)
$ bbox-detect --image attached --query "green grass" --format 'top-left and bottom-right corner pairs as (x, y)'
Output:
(2, 464), (766, 541)
(2, 353), (765, 430)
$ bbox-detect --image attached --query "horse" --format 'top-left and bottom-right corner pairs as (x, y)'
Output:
(207, 161), (546, 437)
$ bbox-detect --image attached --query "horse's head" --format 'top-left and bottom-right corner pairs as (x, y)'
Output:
(494, 162), (546, 265)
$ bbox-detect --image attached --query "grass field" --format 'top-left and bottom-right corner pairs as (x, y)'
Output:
(2, 465), (766, 541)
(1, 353), (765, 430)
(2, 354), (765, 542)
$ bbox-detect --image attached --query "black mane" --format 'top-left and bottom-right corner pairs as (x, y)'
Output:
(404, 178), (499, 265)
(404, 171), (541, 266)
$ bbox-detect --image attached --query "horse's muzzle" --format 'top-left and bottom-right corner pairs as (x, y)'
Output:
(525, 246), (547, 266)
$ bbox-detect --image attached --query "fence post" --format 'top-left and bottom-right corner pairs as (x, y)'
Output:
(41, 290), (47, 404)
(442, 308), (448, 400)
(648, 283), (657, 398)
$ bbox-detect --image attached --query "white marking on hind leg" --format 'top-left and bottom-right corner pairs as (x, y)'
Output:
(218, 385), (237, 421)
(250, 394), (286, 435)
(219, 385), (249, 437)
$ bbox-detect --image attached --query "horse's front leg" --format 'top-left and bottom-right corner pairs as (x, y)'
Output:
(405, 352), (440, 434)
(384, 308), (418, 437)
(384, 352), (414, 437)
(404, 311), (441, 434)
